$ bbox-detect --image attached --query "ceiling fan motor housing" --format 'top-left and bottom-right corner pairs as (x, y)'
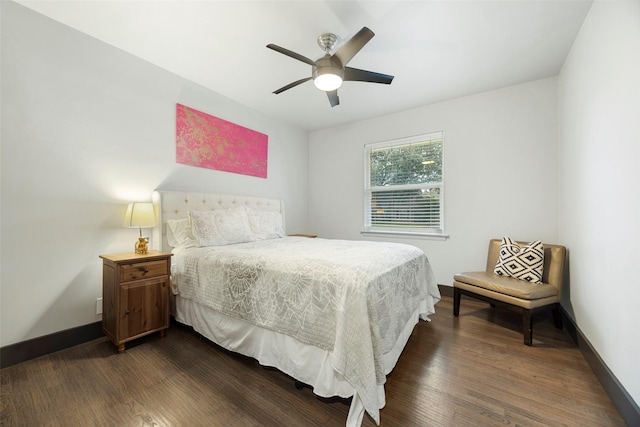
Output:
(312, 55), (344, 81)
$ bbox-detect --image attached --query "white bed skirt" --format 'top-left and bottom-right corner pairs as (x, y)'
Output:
(174, 295), (432, 427)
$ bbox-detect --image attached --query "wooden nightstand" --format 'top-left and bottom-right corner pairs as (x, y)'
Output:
(99, 251), (173, 353)
(288, 233), (318, 238)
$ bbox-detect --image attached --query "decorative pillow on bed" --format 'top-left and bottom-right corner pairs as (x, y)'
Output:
(247, 209), (285, 240)
(494, 237), (545, 284)
(189, 207), (253, 247)
(166, 218), (197, 248)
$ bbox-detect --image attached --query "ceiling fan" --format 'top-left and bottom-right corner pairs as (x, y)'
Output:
(267, 27), (394, 107)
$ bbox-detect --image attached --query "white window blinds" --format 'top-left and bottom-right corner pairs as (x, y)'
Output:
(364, 132), (444, 235)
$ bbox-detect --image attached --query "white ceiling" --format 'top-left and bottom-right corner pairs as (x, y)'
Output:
(17, 0), (592, 131)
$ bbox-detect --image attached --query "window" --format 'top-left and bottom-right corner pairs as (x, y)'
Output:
(363, 132), (444, 236)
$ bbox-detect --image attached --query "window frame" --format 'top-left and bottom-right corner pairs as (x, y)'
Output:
(362, 131), (447, 239)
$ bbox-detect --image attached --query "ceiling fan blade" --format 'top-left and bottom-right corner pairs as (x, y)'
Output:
(267, 44), (316, 66)
(273, 77), (313, 94)
(344, 67), (394, 84)
(334, 27), (375, 66)
(327, 90), (339, 107)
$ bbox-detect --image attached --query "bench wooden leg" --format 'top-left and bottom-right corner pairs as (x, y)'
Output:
(453, 287), (461, 317)
(552, 304), (563, 329)
(523, 310), (533, 346)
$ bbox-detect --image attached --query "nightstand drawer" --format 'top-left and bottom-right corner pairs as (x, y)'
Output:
(120, 260), (168, 282)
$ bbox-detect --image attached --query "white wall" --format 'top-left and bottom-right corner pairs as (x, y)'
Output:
(0, 2), (309, 347)
(309, 77), (559, 285)
(558, 0), (640, 406)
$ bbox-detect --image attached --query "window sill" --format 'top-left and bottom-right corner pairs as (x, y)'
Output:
(360, 230), (450, 240)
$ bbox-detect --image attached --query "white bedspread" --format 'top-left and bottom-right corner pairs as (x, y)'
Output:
(172, 237), (439, 424)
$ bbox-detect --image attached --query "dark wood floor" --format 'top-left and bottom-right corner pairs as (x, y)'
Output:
(1, 296), (626, 426)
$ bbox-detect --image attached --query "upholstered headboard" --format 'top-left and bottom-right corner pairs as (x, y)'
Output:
(151, 191), (285, 252)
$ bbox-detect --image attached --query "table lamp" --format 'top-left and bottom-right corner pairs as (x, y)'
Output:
(123, 202), (156, 254)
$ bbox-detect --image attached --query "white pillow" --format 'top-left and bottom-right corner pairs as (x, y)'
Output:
(247, 209), (285, 240)
(189, 207), (253, 247)
(166, 218), (196, 248)
(494, 237), (545, 284)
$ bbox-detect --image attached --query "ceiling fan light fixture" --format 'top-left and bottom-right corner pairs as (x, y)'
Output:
(312, 59), (344, 91)
(313, 73), (343, 91)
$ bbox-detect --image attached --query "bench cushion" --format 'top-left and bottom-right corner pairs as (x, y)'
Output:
(454, 271), (558, 300)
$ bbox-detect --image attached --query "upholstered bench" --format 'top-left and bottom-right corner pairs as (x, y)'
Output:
(453, 239), (567, 346)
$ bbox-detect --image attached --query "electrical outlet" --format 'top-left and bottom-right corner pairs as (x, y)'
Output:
(96, 298), (103, 315)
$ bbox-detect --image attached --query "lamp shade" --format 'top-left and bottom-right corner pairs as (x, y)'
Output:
(123, 202), (156, 228)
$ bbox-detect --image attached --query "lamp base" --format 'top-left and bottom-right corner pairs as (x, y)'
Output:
(135, 237), (149, 255)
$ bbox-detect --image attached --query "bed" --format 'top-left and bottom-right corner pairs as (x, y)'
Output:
(151, 190), (440, 426)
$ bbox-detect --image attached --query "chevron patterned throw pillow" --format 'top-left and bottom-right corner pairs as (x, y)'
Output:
(494, 237), (545, 284)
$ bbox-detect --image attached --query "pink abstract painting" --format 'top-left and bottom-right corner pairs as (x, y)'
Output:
(176, 103), (268, 178)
